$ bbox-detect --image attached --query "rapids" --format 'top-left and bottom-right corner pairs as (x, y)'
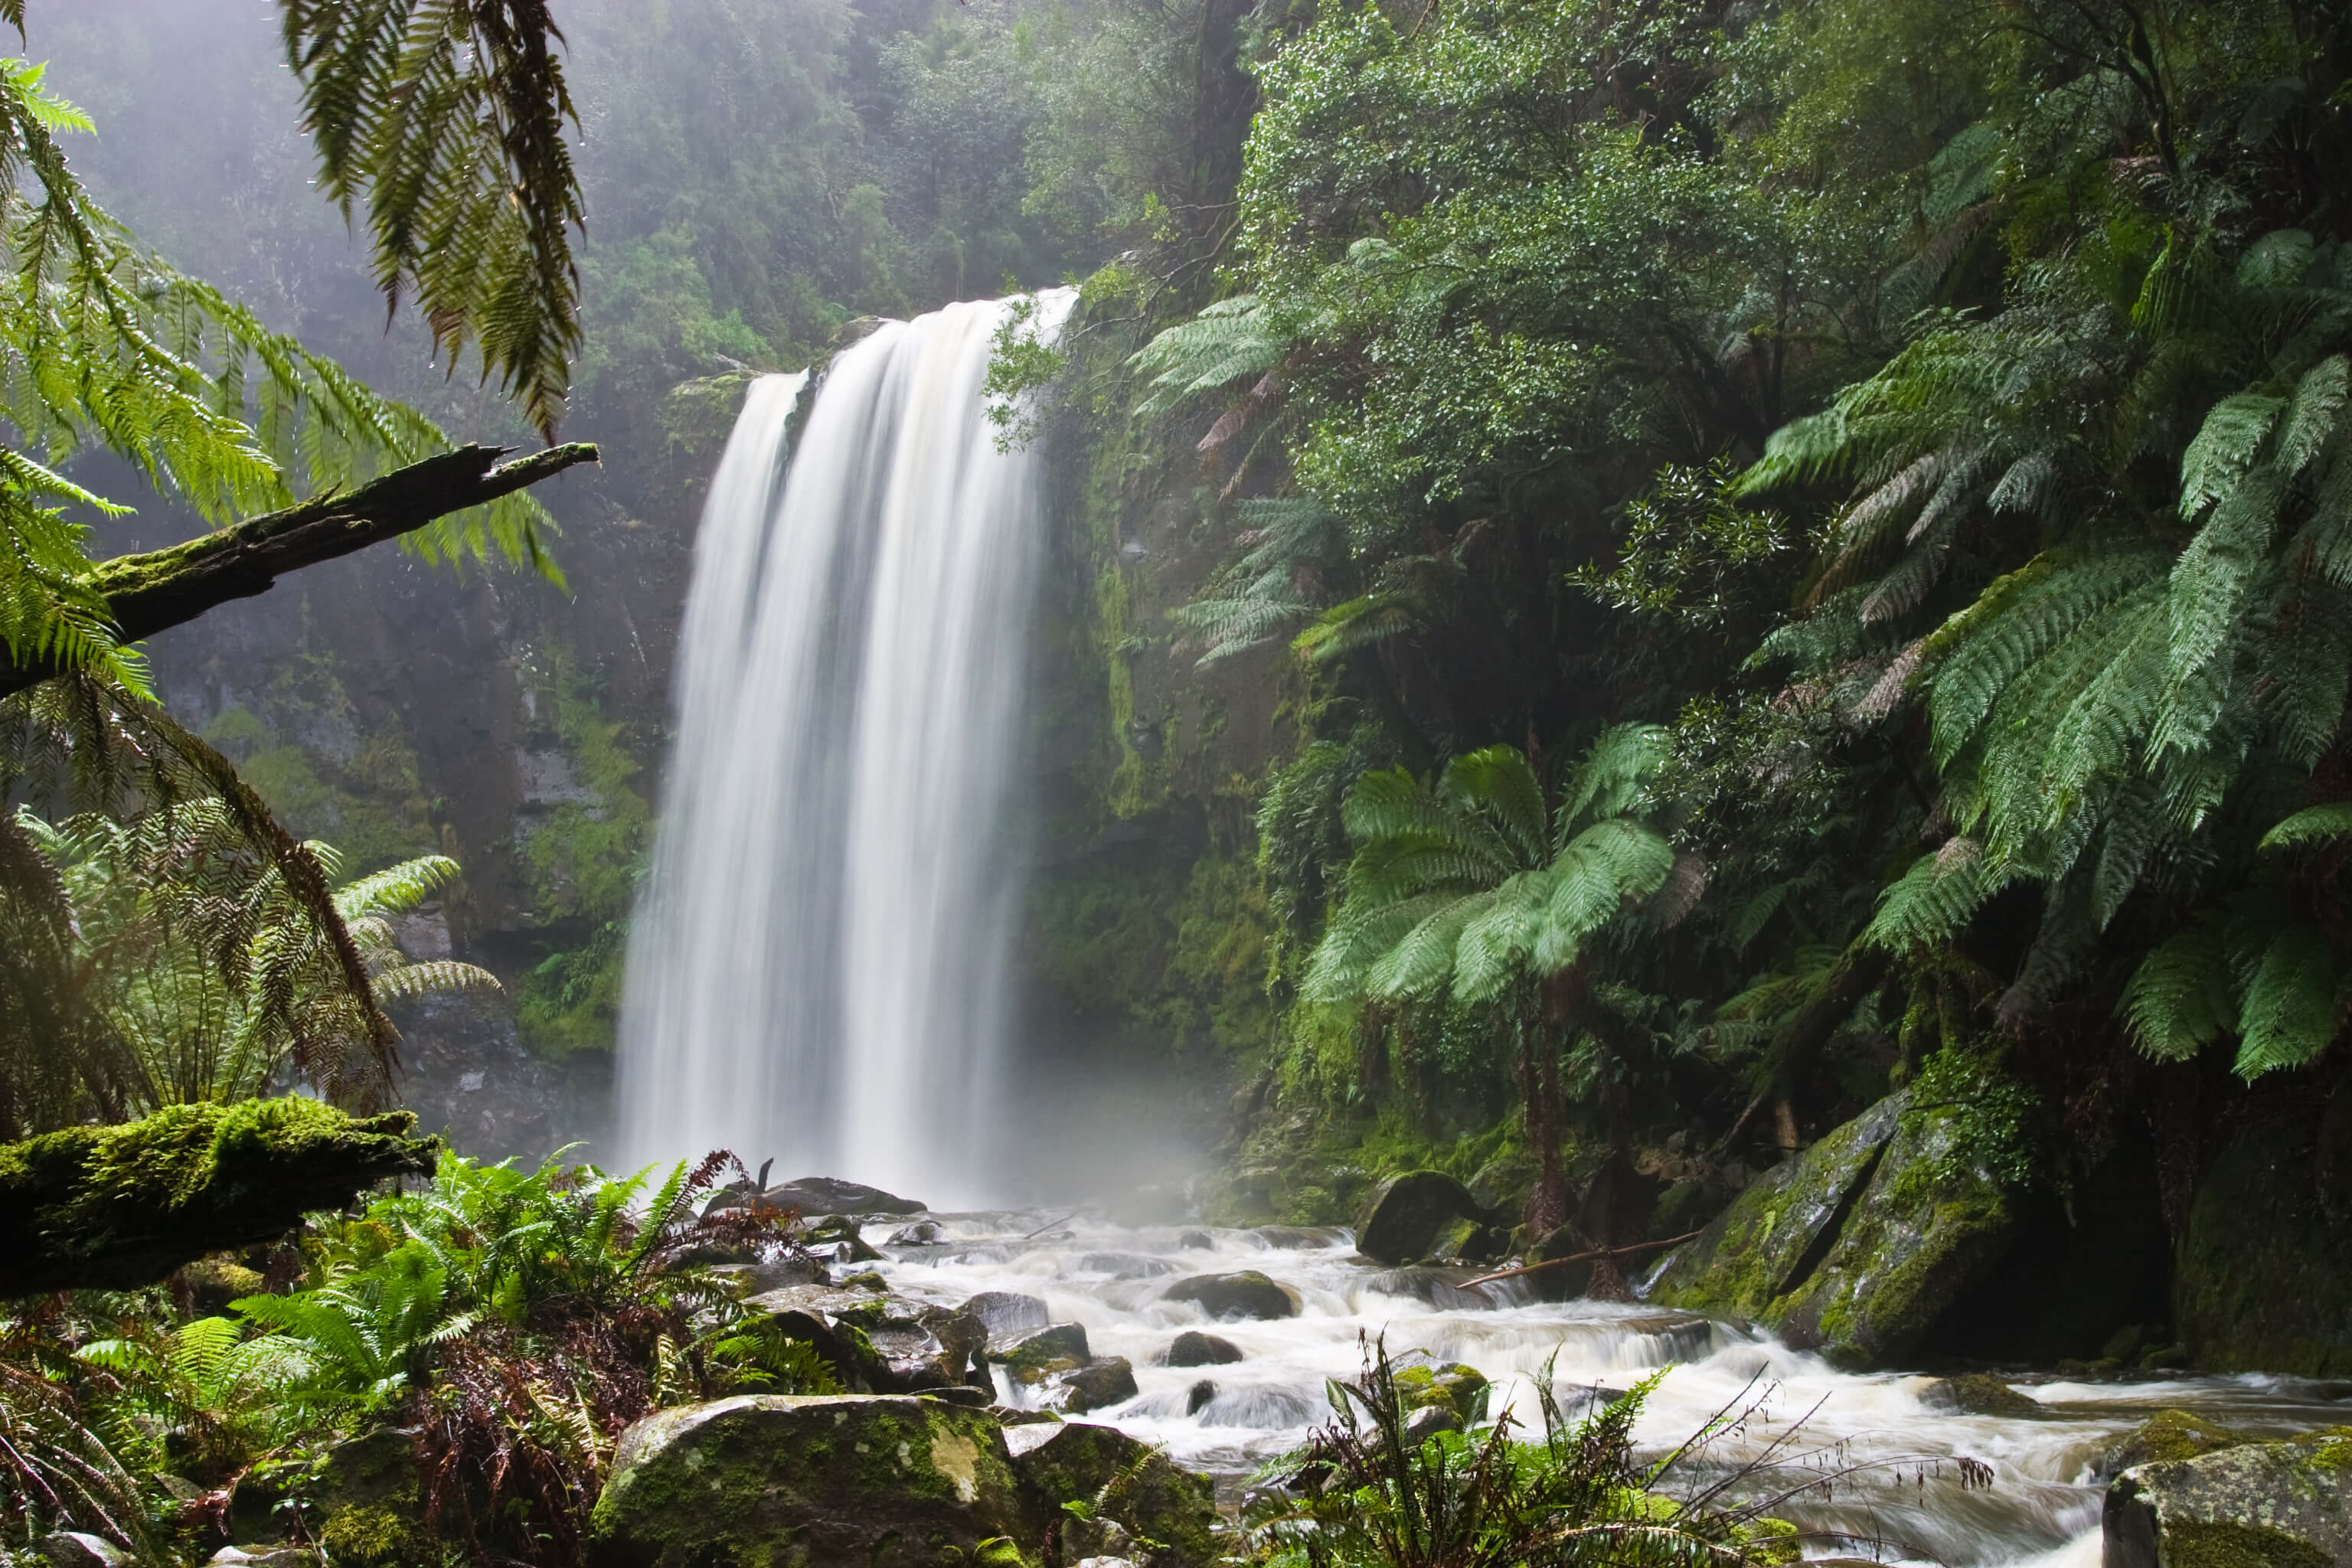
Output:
(861, 1210), (2349, 1566)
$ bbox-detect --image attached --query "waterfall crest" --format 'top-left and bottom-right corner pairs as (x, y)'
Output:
(617, 291), (1073, 1203)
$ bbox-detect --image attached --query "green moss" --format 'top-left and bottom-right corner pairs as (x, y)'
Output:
(2166, 1520), (2332, 1568)
(0, 1100), (436, 1294)
(318, 1503), (431, 1568)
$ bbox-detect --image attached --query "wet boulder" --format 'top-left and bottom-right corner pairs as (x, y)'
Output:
(804, 1214), (884, 1263)
(1162, 1270), (1298, 1321)
(586, 1394), (1026, 1568)
(1647, 1093), (1909, 1321)
(1000, 1323), (1092, 1386)
(1010, 1422), (1220, 1568)
(1355, 1171), (1487, 1266)
(1184, 1379), (1217, 1415)
(2096, 1410), (2250, 1481)
(1161, 1331), (1243, 1367)
(965, 1291), (1052, 1348)
(763, 1177), (926, 1217)
(2103, 1427), (2352, 1568)
(1647, 1089), (2022, 1370)
(1048, 1357), (1138, 1416)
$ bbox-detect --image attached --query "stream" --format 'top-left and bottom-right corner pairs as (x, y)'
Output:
(861, 1211), (2350, 1567)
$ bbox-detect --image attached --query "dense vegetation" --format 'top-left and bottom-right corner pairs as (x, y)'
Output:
(4, 0), (2352, 1558)
(1089, 0), (2352, 1248)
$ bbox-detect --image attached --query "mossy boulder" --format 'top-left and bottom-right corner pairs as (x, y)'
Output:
(2098, 1410), (2249, 1481)
(1009, 1421), (1219, 1568)
(1161, 1270), (1297, 1321)
(2103, 1426), (2352, 1568)
(1646, 1089), (2023, 1369)
(1391, 1364), (1489, 1423)
(1001, 1323), (1093, 1386)
(586, 1395), (1027, 1568)
(1919, 1374), (2043, 1420)
(307, 1427), (431, 1568)
(1354, 1171), (1486, 1266)
(0, 1100), (436, 1296)
(1771, 1094), (2020, 1367)
(1646, 1093), (1908, 1322)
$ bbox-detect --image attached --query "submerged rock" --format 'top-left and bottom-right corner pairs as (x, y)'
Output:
(1354, 1171), (1487, 1265)
(1919, 1374), (2043, 1420)
(1010, 1422), (1220, 1568)
(1162, 1270), (1298, 1321)
(1162, 1330), (1243, 1367)
(1647, 1089), (2021, 1369)
(1185, 1379), (1217, 1415)
(586, 1394), (1025, 1568)
(2104, 1427), (2352, 1568)
(2096, 1409), (2250, 1481)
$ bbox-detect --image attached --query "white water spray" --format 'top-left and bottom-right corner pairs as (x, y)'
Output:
(617, 291), (1075, 1204)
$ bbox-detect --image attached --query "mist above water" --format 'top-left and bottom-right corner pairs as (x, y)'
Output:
(617, 292), (1076, 1202)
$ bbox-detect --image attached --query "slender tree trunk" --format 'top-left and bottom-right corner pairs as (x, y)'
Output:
(1518, 995), (1567, 1236)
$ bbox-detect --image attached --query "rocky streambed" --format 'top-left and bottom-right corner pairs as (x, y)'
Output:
(701, 1204), (2347, 1568)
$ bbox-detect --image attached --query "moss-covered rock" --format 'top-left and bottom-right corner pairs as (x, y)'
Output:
(2098, 1410), (2249, 1480)
(1001, 1324), (1093, 1386)
(1390, 1363), (1489, 1423)
(1646, 1093), (1908, 1322)
(1645, 1088), (2024, 1369)
(1009, 1421), (1219, 1568)
(1771, 1093), (2019, 1368)
(1919, 1374), (2043, 1420)
(0, 1100), (436, 1296)
(308, 1427), (433, 1568)
(586, 1395), (1028, 1568)
(2103, 1426), (2352, 1568)
(1355, 1171), (1488, 1265)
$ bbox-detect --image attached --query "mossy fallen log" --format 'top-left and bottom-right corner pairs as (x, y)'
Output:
(0, 1098), (438, 1296)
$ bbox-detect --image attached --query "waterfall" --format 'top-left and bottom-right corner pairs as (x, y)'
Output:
(616, 290), (1074, 1204)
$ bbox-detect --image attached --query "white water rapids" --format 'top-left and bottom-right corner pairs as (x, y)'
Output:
(861, 1211), (2349, 1567)
(617, 291), (1076, 1201)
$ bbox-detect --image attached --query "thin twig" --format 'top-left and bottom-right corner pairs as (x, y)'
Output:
(1459, 1229), (1706, 1289)
(1022, 1211), (1081, 1240)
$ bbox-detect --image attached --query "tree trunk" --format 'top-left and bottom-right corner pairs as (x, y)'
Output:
(1, 443), (598, 700)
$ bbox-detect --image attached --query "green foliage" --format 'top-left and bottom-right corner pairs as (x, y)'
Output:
(277, 0), (584, 439)
(1246, 1342), (1780, 1568)
(1305, 731), (1674, 1010)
